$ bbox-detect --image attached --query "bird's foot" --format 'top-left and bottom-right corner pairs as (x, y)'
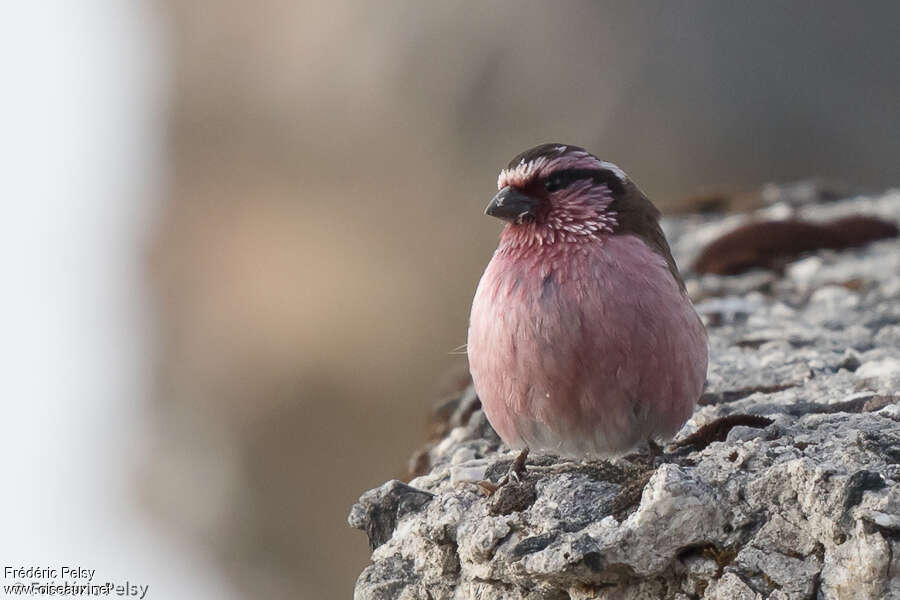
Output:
(506, 448), (528, 483)
(478, 448), (529, 495)
(647, 439), (664, 458)
(633, 438), (671, 468)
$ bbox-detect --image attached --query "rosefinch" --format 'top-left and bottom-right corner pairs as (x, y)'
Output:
(467, 144), (707, 459)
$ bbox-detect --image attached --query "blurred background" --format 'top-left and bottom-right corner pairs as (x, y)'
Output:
(2, 1), (898, 599)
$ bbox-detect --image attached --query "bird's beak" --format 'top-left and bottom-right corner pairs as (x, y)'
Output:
(484, 186), (540, 224)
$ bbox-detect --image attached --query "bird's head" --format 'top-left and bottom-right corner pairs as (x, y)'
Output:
(486, 143), (638, 247)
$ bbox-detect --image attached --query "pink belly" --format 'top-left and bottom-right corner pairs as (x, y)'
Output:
(467, 234), (707, 458)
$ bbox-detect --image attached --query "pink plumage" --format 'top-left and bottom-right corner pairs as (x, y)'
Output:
(467, 144), (707, 458)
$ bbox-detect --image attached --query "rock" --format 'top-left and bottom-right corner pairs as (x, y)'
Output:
(349, 187), (900, 599)
(348, 480), (435, 551)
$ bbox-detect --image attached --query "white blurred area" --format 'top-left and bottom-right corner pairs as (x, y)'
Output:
(0, 2), (233, 598)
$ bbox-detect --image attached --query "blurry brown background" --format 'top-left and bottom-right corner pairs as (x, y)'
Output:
(144, 2), (900, 599)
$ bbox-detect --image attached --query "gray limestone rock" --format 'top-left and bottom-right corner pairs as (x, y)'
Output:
(350, 188), (900, 600)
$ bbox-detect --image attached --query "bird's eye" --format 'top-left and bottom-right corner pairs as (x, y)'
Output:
(544, 174), (567, 192)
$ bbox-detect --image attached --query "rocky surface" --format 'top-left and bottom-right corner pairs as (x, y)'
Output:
(349, 187), (900, 600)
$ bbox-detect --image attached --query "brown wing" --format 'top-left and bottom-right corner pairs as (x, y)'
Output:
(613, 182), (686, 292)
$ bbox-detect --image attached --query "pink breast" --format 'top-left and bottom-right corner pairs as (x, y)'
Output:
(467, 234), (707, 457)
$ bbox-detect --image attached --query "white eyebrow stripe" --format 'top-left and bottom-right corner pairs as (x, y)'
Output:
(596, 160), (627, 182)
(497, 153), (629, 189)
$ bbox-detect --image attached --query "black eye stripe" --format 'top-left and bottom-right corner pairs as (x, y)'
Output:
(543, 173), (569, 192)
(543, 168), (625, 195)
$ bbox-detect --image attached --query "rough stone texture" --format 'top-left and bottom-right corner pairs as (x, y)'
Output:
(350, 188), (900, 600)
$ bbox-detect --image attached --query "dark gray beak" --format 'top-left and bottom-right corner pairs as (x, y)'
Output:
(484, 186), (540, 223)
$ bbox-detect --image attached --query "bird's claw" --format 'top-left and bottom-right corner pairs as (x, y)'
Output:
(496, 469), (520, 487)
(477, 448), (530, 495)
(498, 448), (529, 485)
(647, 439), (663, 458)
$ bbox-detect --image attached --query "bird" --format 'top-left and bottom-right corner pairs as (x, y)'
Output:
(467, 143), (708, 461)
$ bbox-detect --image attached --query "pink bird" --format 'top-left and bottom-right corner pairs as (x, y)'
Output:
(467, 144), (708, 460)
